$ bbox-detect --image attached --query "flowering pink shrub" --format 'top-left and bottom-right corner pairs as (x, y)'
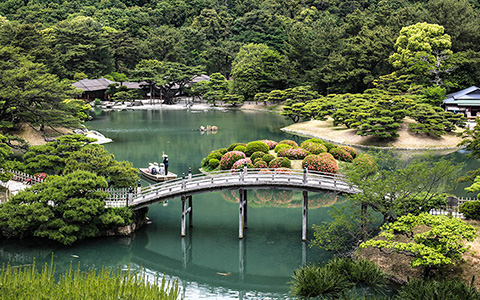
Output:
(254, 160), (268, 168)
(34, 173), (48, 181)
(301, 142), (327, 155)
(279, 140), (299, 147)
(277, 147), (310, 160)
(302, 153), (338, 173)
(276, 168), (292, 175)
(329, 147), (353, 162)
(339, 146), (357, 159)
(232, 158), (253, 169)
(253, 157), (264, 164)
(269, 157), (292, 169)
(261, 140), (278, 150)
(219, 151), (246, 170)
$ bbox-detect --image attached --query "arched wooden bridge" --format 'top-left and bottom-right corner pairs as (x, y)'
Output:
(128, 168), (358, 241)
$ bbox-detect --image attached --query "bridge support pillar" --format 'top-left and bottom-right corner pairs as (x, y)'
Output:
(188, 196), (193, 227)
(181, 195), (193, 237)
(181, 195), (186, 237)
(302, 190), (308, 241)
(243, 189), (248, 229)
(239, 189), (245, 239)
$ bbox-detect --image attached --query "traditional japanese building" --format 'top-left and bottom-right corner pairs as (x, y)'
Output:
(443, 86), (480, 120)
(73, 77), (143, 100)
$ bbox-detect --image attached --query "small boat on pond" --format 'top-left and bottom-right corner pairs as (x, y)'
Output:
(139, 168), (177, 182)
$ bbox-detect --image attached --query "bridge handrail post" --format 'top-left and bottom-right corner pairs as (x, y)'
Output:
(127, 186), (133, 206)
(243, 163), (247, 176)
(182, 173), (186, 190)
(240, 168), (244, 182)
(136, 180), (142, 196)
(303, 163), (308, 184)
(188, 167), (192, 181)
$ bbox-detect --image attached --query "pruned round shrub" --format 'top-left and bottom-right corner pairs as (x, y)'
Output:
(232, 158), (253, 170)
(227, 143), (246, 151)
(233, 145), (246, 153)
(245, 141), (269, 156)
(206, 151), (223, 162)
(208, 158), (220, 169)
(274, 143), (292, 153)
(301, 142), (327, 155)
(269, 157), (291, 169)
(302, 153), (338, 173)
(262, 153), (275, 164)
(201, 158), (208, 167)
(219, 151), (246, 170)
(279, 140), (299, 147)
(217, 148), (228, 155)
(339, 146), (357, 159)
(329, 147), (353, 162)
(277, 147), (310, 160)
(250, 151), (266, 162)
(302, 138), (324, 145)
(254, 160), (268, 168)
(253, 157), (264, 164)
(459, 201), (480, 220)
(261, 139), (278, 150)
(323, 142), (336, 151)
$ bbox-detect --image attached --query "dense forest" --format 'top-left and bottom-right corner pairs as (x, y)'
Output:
(1, 0), (479, 100)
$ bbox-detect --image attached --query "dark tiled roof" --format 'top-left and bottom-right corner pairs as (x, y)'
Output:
(72, 77), (116, 92)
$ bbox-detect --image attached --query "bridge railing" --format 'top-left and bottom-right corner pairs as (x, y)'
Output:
(137, 168), (352, 200)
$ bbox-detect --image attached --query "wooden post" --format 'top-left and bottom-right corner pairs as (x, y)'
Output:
(244, 189), (248, 229)
(303, 163), (308, 184)
(188, 195), (193, 227)
(302, 190), (308, 241)
(239, 189), (244, 239)
(181, 195), (186, 237)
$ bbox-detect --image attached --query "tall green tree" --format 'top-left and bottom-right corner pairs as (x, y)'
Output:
(231, 43), (288, 100)
(49, 16), (113, 79)
(389, 22), (455, 86)
(0, 46), (82, 130)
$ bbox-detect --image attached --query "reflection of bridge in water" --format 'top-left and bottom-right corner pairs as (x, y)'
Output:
(129, 168), (357, 241)
(130, 224), (332, 299)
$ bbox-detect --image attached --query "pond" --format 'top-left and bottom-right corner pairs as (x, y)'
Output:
(0, 107), (477, 299)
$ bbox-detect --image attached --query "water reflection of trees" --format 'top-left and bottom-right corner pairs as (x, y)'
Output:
(221, 190), (344, 208)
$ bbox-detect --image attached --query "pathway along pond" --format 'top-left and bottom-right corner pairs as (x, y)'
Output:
(0, 108), (478, 299)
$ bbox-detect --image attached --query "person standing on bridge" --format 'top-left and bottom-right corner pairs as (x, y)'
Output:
(163, 154), (169, 175)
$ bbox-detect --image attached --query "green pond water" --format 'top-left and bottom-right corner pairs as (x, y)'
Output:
(0, 107), (478, 299)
